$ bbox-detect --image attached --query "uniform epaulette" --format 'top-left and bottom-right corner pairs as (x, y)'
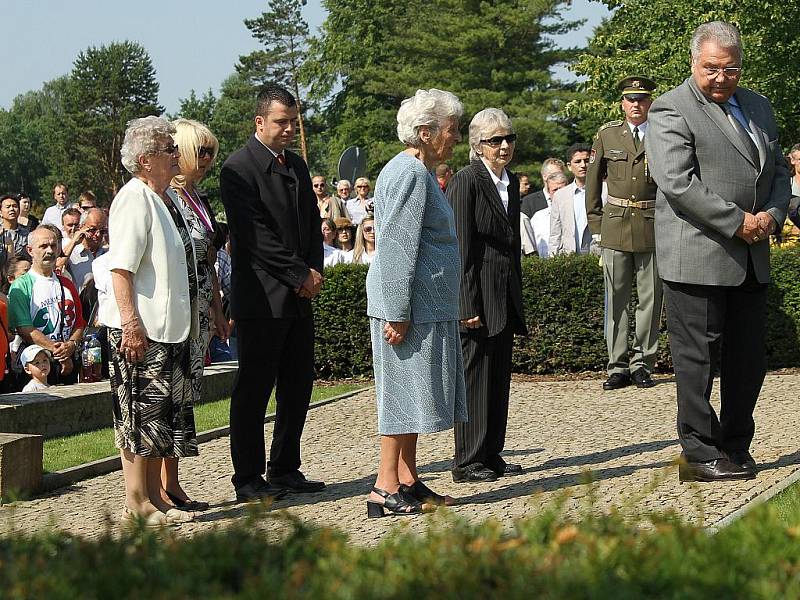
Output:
(598, 120), (624, 132)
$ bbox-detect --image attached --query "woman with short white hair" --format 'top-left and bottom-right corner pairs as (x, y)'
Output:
(347, 177), (373, 225)
(446, 107), (528, 484)
(104, 115), (199, 527)
(365, 88), (467, 517)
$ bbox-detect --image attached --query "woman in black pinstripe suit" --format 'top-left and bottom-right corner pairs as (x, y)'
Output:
(446, 108), (528, 483)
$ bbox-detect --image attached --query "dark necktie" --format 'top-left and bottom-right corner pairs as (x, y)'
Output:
(276, 153), (286, 166)
(720, 102), (759, 164)
(632, 126), (641, 150)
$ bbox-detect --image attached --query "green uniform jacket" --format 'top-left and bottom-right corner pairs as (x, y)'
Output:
(585, 120), (658, 253)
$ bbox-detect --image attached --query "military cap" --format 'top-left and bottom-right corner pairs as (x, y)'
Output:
(617, 76), (657, 97)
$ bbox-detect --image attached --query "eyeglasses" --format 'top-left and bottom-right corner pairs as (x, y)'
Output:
(701, 66), (741, 79)
(198, 146), (215, 159)
(480, 134), (517, 146)
(85, 227), (108, 236)
(157, 143), (179, 155)
(356, 185), (369, 189)
(623, 93), (650, 102)
(313, 183), (326, 188)
(363, 226), (374, 233)
(79, 205), (94, 210)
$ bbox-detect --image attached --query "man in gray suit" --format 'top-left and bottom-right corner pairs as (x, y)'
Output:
(549, 144), (593, 255)
(646, 21), (791, 482)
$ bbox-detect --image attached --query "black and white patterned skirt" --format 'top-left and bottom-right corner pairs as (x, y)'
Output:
(108, 328), (198, 458)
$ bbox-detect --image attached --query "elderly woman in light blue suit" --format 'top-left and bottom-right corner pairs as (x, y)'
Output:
(366, 89), (467, 517)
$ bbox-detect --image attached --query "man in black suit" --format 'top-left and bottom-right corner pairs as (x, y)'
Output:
(448, 108), (528, 483)
(220, 84), (325, 501)
(520, 157), (566, 218)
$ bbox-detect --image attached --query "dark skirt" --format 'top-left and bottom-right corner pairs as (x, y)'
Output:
(108, 328), (198, 458)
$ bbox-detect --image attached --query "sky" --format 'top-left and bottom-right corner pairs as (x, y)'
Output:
(0, 0), (610, 114)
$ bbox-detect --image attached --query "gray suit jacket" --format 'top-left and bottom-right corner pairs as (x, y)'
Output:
(549, 182), (591, 255)
(645, 77), (790, 285)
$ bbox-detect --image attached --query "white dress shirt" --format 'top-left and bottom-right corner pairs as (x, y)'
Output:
(531, 207), (551, 257)
(483, 160), (510, 212)
(572, 184), (587, 250)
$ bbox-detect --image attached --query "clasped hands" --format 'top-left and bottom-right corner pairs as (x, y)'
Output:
(736, 212), (775, 244)
(295, 268), (324, 299)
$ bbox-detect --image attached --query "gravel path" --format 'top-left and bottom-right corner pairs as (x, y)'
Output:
(4, 374), (800, 544)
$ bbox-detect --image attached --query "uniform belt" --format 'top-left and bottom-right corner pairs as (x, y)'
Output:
(607, 196), (655, 210)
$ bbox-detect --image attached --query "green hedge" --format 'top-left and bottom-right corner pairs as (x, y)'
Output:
(314, 248), (800, 378)
(3, 501), (800, 598)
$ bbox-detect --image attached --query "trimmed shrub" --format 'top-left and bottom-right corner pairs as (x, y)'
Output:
(2, 501), (800, 598)
(314, 248), (800, 378)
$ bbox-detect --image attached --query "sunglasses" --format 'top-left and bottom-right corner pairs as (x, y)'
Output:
(481, 134), (517, 146)
(363, 226), (374, 233)
(158, 143), (179, 155)
(356, 185), (369, 189)
(313, 183), (326, 188)
(623, 93), (650, 102)
(85, 227), (108, 236)
(79, 205), (94, 210)
(198, 146), (215, 159)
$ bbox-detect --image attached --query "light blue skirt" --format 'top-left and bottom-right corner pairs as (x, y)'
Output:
(370, 318), (467, 435)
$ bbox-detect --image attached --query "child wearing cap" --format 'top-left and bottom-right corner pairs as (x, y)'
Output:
(21, 344), (51, 392)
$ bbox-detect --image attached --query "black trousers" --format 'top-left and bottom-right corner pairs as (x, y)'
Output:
(229, 316), (315, 489)
(453, 320), (514, 469)
(662, 261), (767, 463)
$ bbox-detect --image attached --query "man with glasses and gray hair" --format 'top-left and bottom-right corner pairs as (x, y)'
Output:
(646, 21), (791, 482)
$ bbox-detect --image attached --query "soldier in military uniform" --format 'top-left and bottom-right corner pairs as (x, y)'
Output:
(586, 76), (663, 391)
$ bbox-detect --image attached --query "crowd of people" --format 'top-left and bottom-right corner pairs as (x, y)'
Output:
(1, 19), (799, 526)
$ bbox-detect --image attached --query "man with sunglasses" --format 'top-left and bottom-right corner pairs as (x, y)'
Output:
(646, 22), (790, 482)
(65, 208), (107, 294)
(585, 76), (662, 392)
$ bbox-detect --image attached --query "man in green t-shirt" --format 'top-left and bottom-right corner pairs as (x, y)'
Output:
(9, 227), (86, 383)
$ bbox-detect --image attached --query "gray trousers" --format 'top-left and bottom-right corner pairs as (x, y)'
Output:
(602, 247), (663, 375)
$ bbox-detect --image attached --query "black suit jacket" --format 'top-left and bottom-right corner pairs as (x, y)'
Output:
(447, 160), (527, 338)
(520, 190), (548, 218)
(220, 136), (323, 319)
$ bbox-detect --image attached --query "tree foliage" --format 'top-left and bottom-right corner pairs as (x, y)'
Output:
(566, 0), (800, 145)
(238, 0), (312, 162)
(62, 41), (163, 200)
(305, 0), (583, 180)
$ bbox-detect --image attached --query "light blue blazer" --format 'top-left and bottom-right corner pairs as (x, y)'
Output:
(367, 152), (461, 323)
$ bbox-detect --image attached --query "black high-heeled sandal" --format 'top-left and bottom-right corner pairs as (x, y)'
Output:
(165, 490), (210, 512)
(400, 481), (455, 506)
(367, 486), (423, 518)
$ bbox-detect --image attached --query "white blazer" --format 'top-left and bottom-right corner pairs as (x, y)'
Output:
(101, 177), (198, 343)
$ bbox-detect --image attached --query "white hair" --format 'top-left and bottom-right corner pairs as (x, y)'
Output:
(690, 21), (743, 62)
(337, 179), (352, 190)
(396, 89), (463, 147)
(545, 171), (568, 184)
(468, 108), (514, 160)
(120, 116), (176, 174)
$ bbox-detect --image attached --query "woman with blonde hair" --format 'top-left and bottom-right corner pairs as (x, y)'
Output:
(352, 214), (376, 265)
(163, 117), (229, 512)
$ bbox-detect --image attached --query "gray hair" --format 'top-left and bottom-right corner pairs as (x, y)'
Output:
(79, 207), (106, 226)
(337, 179), (352, 190)
(469, 108), (514, 160)
(545, 171), (568, 185)
(120, 116), (176, 174)
(540, 157), (565, 179)
(396, 89), (463, 147)
(690, 21), (743, 63)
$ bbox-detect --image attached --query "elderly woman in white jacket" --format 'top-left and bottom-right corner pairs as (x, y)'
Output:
(102, 116), (199, 527)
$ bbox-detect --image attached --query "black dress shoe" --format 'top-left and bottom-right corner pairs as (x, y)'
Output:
(679, 458), (756, 482)
(728, 450), (757, 474)
(630, 369), (655, 388)
(485, 459), (523, 477)
(268, 470), (326, 493)
(452, 463), (499, 483)
(235, 477), (288, 502)
(603, 373), (631, 390)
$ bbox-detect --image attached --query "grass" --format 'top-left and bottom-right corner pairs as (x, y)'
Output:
(42, 382), (366, 473)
